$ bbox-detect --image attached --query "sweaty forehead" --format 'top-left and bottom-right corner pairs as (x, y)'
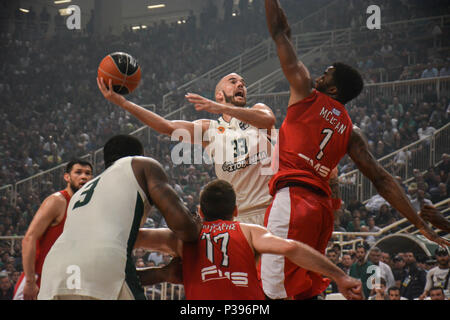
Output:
(325, 66), (335, 75)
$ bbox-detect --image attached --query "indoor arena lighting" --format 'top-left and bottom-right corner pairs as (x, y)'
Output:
(54, 0), (72, 4)
(147, 4), (165, 10)
(19, 8), (30, 13)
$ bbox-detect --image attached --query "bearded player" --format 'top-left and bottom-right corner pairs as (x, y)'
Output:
(98, 74), (275, 226)
(261, 0), (449, 300)
(13, 160), (93, 300)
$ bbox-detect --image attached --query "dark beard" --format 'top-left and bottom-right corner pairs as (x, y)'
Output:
(222, 90), (246, 107)
(69, 183), (80, 194)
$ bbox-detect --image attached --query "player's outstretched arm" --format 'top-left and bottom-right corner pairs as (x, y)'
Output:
(21, 194), (66, 300)
(185, 93), (276, 131)
(244, 224), (363, 300)
(265, 0), (312, 103)
(143, 160), (202, 242)
(97, 78), (210, 145)
(134, 228), (183, 286)
(137, 257), (183, 286)
(419, 204), (450, 232)
(347, 127), (450, 247)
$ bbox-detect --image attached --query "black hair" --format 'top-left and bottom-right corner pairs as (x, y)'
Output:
(200, 180), (236, 221)
(103, 135), (144, 169)
(429, 286), (445, 294)
(65, 159), (93, 173)
(388, 286), (400, 294)
(331, 62), (364, 104)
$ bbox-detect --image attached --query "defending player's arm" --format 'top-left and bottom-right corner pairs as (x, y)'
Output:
(265, 0), (312, 104)
(97, 78), (210, 145)
(21, 194), (66, 300)
(134, 228), (183, 286)
(419, 204), (450, 232)
(329, 167), (342, 210)
(347, 127), (450, 247)
(185, 93), (276, 131)
(245, 224), (363, 300)
(144, 161), (202, 242)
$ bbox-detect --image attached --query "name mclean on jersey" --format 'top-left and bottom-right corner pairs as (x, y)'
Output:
(319, 106), (347, 134)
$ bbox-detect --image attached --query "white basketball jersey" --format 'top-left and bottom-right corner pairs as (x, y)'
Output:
(205, 116), (274, 219)
(38, 157), (151, 300)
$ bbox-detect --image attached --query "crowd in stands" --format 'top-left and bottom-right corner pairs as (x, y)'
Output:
(323, 243), (449, 300)
(0, 0), (449, 300)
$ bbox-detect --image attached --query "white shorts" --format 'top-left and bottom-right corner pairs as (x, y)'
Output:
(50, 281), (135, 300)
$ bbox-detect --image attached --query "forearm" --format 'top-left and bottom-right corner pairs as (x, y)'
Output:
(22, 237), (37, 283)
(119, 99), (174, 135)
(221, 105), (275, 129)
(286, 240), (346, 282)
(137, 267), (173, 286)
(329, 177), (340, 199)
(373, 173), (426, 228)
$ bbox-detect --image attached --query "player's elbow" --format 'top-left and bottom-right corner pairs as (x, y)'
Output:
(22, 234), (34, 248)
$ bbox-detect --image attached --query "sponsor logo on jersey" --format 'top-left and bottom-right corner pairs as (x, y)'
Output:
(221, 151), (269, 173)
(201, 265), (249, 287)
(298, 153), (331, 177)
(239, 121), (250, 131)
(217, 126), (226, 134)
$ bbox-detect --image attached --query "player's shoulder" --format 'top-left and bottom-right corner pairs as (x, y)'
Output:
(46, 191), (69, 206)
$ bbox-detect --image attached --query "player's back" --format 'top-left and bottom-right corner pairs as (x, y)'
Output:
(270, 90), (353, 197)
(38, 156), (150, 300)
(182, 219), (265, 300)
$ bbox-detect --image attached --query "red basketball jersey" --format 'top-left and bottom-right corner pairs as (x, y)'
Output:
(182, 220), (265, 300)
(34, 190), (71, 283)
(269, 90), (353, 197)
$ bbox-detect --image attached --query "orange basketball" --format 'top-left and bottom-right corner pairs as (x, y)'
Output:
(97, 52), (141, 95)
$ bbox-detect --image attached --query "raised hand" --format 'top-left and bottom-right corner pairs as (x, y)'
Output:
(97, 77), (126, 106)
(185, 93), (224, 114)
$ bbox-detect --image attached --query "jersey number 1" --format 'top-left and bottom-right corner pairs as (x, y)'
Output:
(316, 128), (334, 160)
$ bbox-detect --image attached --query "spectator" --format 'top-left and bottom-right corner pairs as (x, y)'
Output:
(400, 251), (427, 300)
(419, 247), (449, 300)
(381, 251), (394, 270)
(375, 204), (394, 227)
(338, 253), (353, 275)
(0, 272), (13, 300)
(387, 96), (404, 118)
(429, 286), (447, 300)
(430, 183), (448, 204)
(349, 244), (373, 299)
(392, 255), (408, 288)
(421, 63), (439, 78)
(326, 248), (339, 265)
(368, 277), (388, 300)
(417, 120), (436, 141)
(368, 247), (396, 290)
(388, 286), (408, 300)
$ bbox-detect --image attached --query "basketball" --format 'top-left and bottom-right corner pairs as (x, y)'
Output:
(97, 52), (141, 95)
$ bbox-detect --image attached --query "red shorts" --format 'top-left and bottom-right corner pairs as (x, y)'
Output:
(260, 185), (334, 299)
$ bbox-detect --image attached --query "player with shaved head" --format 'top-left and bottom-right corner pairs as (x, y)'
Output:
(98, 73), (276, 225)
